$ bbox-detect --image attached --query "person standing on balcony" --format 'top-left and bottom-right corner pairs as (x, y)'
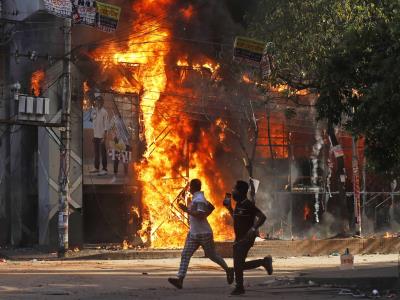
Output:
(223, 180), (273, 295)
(168, 178), (234, 289)
(89, 95), (109, 176)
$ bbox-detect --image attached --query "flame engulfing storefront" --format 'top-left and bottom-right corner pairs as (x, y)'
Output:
(2, 0), (398, 250)
(86, 0), (245, 247)
(78, 0), (398, 247)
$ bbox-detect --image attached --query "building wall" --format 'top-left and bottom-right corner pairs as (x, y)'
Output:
(1, 0), (83, 247)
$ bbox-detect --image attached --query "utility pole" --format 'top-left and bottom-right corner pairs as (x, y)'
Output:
(58, 18), (71, 257)
(352, 136), (361, 236)
(0, 17), (11, 244)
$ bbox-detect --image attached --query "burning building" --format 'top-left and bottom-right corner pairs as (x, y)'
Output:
(0, 0), (398, 250)
(83, 0), (246, 247)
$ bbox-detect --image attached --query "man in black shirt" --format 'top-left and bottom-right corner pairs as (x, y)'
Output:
(223, 180), (273, 295)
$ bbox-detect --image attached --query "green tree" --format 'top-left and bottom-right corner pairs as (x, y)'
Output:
(247, 0), (397, 233)
(318, 2), (400, 175)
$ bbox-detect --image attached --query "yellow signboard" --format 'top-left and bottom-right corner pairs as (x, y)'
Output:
(233, 36), (267, 66)
(96, 1), (121, 32)
(234, 37), (266, 54)
(97, 2), (121, 21)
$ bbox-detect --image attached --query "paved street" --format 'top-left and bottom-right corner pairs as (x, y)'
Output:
(0, 254), (398, 299)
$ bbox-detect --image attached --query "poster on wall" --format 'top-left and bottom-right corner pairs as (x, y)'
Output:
(83, 92), (139, 185)
(43, 0), (121, 32)
(43, 0), (72, 19)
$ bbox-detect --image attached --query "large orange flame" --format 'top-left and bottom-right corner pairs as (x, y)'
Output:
(93, 0), (233, 247)
(31, 69), (44, 96)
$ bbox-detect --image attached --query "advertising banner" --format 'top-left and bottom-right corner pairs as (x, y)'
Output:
(44, 0), (121, 32)
(43, 0), (72, 19)
(72, 0), (97, 25)
(332, 145), (344, 158)
(233, 36), (266, 67)
(96, 1), (121, 32)
(83, 93), (139, 185)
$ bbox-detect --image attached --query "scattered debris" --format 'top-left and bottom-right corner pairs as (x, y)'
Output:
(386, 291), (397, 298)
(142, 272), (149, 275)
(338, 288), (365, 298)
(261, 278), (276, 285)
(337, 288), (398, 298)
(372, 289), (380, 298)
(340, 248), (354, 270)
(339, 288), (352, 295)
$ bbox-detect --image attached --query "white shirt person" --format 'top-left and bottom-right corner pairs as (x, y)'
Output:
(90, 96), (109, 175)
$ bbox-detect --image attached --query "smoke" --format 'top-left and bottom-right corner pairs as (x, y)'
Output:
(252, 162), (298, 239)
(304, 212), (335, 239)
(310, 124), (323, 223)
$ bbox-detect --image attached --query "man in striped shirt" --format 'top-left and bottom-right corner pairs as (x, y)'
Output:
(168, 179), (234, 289)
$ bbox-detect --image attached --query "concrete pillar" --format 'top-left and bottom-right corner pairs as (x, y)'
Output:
(0, 31), (11, 245)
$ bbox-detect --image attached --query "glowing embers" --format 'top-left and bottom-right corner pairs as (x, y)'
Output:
(383, 232), (398, 238)
(242, 74), (252, 84)
(180, 4), (194, 20)
(303, 202), (311, 221)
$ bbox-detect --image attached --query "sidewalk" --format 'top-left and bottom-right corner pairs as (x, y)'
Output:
(295, 263), (399, 290)
(0, 246), (197, 261)
(0, 255), (398, 299)
(1, 237), (399, 261)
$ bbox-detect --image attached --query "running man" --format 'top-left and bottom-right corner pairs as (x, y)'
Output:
(168, 179), (234, 289)
(223, 180), (273, 295)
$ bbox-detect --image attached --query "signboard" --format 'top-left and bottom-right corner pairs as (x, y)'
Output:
(72, 0), (97, 25)
(332, 145), (344, 158)
(233, 36), (266, 67)
(43, 0), (121, 32)
(249, 177), (260, 193)
(96, 1), (121, 32)
(44, 0), (72, 19)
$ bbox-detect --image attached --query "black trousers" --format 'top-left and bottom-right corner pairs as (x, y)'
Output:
(113, 145), (131, 175)
(113, 159), (128, 174)
(233, 237), (265, 288)
(93, 138), (107, 170)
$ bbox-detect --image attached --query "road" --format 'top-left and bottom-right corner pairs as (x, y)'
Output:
(0, 254), (398, 299)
